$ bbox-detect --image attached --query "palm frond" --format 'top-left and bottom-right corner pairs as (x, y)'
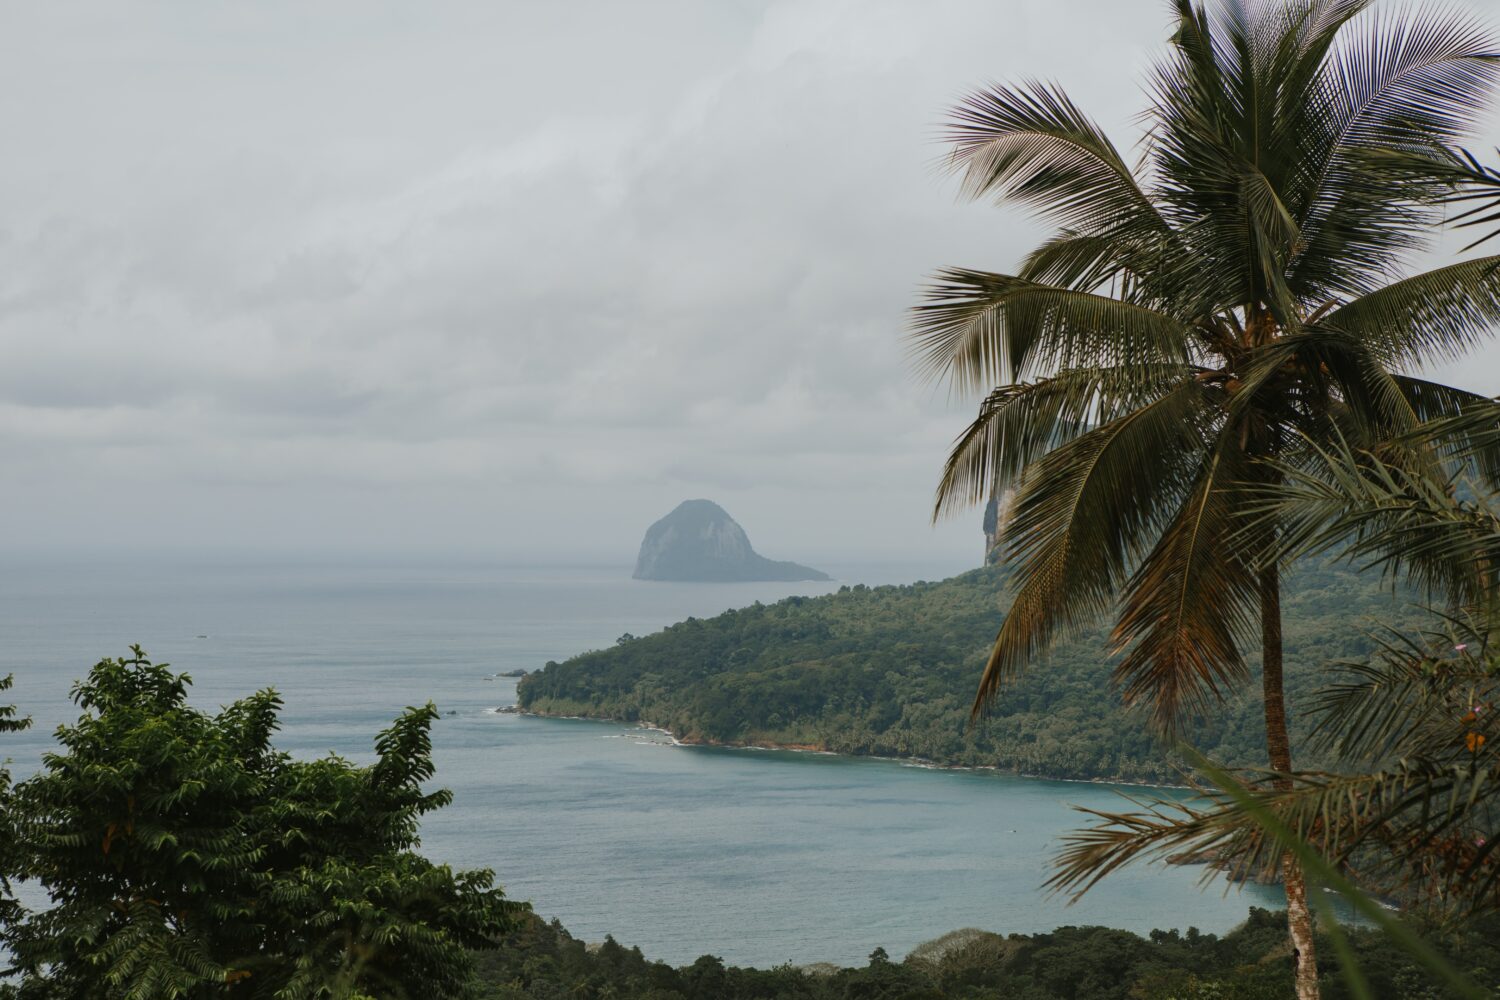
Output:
(1110, 438), (1262, 731)
(1050, 758), (1500, 917)
(1288, 7), (1500, 295)
(1057, 747), (1493, 996)
(1318, 351), (1470, 481)
(910, 269), (1196, 391)
(1146, 4), (1262, 310)
(932, 365), (1197, 520)
(1320, 7), (1499, 151)
(1269, 0), (1375, 131)
(1444, 147), (1500, 250)
(945, 80), (1171, 240)
(1056, 623), (1500, 919)
(1017, 231), (1153, 295)
(974, 384), (1211, 713)
(1257, 431), (1499, 608)
(1308, 617), (1491, 760)
(1386, 407), (1500, 467)
(1319, 256), (1500, 368)
(1390, 378), (1500, 489)
(1243, 163), (1306, 324)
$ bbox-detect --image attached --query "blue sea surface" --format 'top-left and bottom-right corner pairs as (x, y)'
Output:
(0, 558), (1290, 967)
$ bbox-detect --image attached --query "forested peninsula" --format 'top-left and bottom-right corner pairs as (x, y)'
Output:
(517, 561), (1420, 784)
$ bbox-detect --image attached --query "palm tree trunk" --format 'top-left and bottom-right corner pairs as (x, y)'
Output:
(1261, 564), (1319, 999)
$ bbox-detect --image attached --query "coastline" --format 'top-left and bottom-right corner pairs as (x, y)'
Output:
(524, 710), (1411, 910)
(499, 705), (1190, 791)
(498, 707), (1425, 904)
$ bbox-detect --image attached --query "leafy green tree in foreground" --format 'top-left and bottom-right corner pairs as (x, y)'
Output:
(0, 674), (31, 938)
(1, 648), (524, 999)
(912, 2), (1500, 996)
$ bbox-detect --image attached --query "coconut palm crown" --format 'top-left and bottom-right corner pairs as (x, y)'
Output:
(914, 3), (1500, 996)
(916, 0), (1500, 726)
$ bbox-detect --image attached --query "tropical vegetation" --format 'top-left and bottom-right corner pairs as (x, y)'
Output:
(911, 1), (1500, 994)
(0, 674), (29, 940)
(470, 906), (1500, 999)
(16, 0), (1500, 994)
(1048, 427), (1500, 927)
(517, 558), (1420, 783)
(0, 650), (523, 999)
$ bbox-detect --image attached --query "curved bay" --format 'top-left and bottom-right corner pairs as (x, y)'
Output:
(0, 558), (1288, 967)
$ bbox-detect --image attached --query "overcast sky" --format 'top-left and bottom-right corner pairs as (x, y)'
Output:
(4, 1), (1499, 571)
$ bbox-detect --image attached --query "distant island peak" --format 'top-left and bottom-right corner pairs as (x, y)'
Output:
(632, 499), (830, 582)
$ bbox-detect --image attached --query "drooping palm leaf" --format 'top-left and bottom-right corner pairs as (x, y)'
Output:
(1319, 256), (1500, 367)
(1051, 658), (1500, 922)
(1308, 617), (1492, 759)
(1257, 430), (1500, 606)
(1390, 377), (1500, 488)
(975, 384), (1211, 709)
(931, 364), (1196, 520)
(1110, 439), (1264, 730)
(1017, 230), (1168, 297)
(1048, 758), (1499, 1000)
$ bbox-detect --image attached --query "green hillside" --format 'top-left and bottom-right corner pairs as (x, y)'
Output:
(472, 907), (1500, 1000)
(517, 561), (1422, 783)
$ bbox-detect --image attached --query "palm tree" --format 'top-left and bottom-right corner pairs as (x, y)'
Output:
(912, 3), (1500, 996)
(1049, 426), (1500, 914)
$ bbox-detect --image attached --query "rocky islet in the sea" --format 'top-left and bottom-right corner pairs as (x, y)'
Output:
(632, 499), (829, 582)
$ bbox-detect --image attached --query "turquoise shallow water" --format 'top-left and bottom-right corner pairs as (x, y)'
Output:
(0, 558), (1290, 967)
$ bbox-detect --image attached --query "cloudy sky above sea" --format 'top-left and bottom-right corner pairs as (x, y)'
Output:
(4, 1), (1500, 570)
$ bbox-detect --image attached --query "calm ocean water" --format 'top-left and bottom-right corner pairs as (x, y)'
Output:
(0, 558), (1289, 967)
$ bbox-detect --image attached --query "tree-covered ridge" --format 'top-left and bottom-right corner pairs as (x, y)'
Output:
(474, 906), (1500, 1000)
(518, 560), (1420, 783)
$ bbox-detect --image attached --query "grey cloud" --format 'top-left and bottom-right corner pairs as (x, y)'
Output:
(2, 0), (1498, 566)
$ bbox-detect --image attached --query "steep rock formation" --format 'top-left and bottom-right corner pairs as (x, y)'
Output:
(632, 500), (830, 582)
